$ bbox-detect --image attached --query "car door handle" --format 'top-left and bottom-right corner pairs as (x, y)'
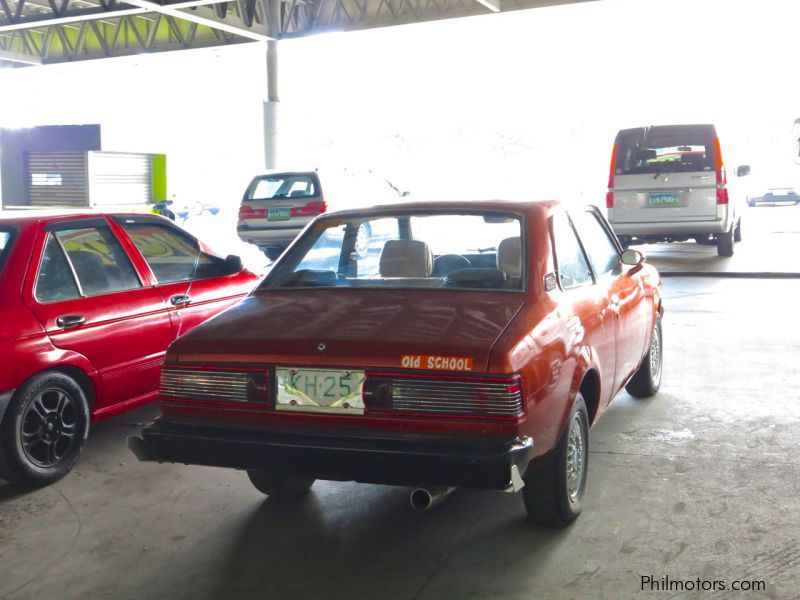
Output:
(170, 294), (191, 306)
(56, 314), (86, 329)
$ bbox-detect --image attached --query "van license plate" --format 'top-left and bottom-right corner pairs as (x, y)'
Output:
(268, 207), (291, 221)
(275, 368), (365, 414)
(648, 193), (681, 207)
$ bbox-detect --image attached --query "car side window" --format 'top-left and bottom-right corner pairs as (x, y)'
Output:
(552, 213), (593, 289)
(54, 226), (141, 296)
(121, 222), (227, 283)
(574, 211), (620, 276)
(35, 235), (81, 302)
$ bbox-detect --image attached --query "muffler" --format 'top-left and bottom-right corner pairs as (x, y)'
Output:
(409, 486), (456, 511)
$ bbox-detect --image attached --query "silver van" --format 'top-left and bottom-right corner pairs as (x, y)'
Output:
(606, 124), (750, 257)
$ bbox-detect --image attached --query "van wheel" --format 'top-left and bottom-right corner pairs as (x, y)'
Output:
(263, 247), (283, 262)
(247, 470), (315, 498)
(717, 227), (734, 257)
(626, 314), (662, 398)
(733, 220), (742, 243)
(522, 393), (588, 527)
(0, 372), (90, 487)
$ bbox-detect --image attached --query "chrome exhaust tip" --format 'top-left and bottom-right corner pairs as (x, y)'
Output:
(409, 486), (456, 510)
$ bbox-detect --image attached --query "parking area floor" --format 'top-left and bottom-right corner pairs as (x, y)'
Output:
(2, 273), (799, 599)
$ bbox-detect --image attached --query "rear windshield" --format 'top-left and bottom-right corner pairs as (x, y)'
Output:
(247, 174), (319, 201)
(615, 125), (717, 175)
(260, 211), (524, 292)
(0, 228), (13, 270)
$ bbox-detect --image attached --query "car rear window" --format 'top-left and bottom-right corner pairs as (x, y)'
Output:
(615, 125), (717, 175)
(0, 228), (13, 270)
(248, 174), (319, 201)
(261, 211), (524, 292)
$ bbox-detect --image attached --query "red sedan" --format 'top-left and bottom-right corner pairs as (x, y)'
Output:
(131, 201), (662, 526)
(0, 212), (259, 487)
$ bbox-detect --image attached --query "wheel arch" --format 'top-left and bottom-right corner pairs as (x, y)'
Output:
(578, 368), (601, 426)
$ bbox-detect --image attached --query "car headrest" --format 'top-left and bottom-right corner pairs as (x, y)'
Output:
(379, 240), (433, 278)
(497, 237), (521, 277)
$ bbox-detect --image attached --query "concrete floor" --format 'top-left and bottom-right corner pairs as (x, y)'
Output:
(2, 209), (800, 599)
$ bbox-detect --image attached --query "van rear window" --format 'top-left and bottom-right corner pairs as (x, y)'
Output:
(615, 125), (716, 175)
(248, 174), (318, 201)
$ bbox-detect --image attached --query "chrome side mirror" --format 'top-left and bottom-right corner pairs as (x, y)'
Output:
(621, 248), (645, 267)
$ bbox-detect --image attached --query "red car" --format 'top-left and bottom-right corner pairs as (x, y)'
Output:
(131, 201), (662, 526)
(0, 212), (258, 487)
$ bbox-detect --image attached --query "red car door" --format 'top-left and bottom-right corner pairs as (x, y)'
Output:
(112, 216), (256, 340)
(25, 217), (174, 416)
(574, 208), (649, 396)
(551, 211), (617, 406)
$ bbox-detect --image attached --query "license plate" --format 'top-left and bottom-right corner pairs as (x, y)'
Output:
(268, 207), (291, 221)
(275, 368), (365, 414)
(648, 193), (681, 207)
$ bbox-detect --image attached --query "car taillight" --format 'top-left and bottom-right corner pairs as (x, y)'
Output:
(713, 136), (728, 205)
(160, 366), (270, 406)
(290, 201), (327, 217)
(606, 142), (617, 208)
(362, 372), (524, 420)
(238, 205), (266, 220)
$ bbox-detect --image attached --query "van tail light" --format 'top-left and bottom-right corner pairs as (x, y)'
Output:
(160, 366), (271, 407)
(290, 200), (327, 217)
(713, 136), (729, 205)
(606, 142), (617, 208)
(238, 205), (266, 220)
(362, 372), (524, 420)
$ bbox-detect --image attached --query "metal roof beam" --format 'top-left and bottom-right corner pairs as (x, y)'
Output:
(0, 0), (225, 33)
(123, 0), (270, 40)
(0, 46), (42, 61)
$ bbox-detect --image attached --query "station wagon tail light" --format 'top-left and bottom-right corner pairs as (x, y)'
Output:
(238, 205), (267, 220)
(362, 372), (524, 420)
(713, 136), (729, 205)
(160, 366), (270, 406)
(606, 142), (617, 208)
(291, 201), (327, 217)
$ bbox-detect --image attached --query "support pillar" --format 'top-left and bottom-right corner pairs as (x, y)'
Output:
(263, 39), (279, 170)
(263, 0), (281, 170)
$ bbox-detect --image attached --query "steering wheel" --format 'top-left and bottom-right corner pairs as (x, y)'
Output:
(432, 254), (471, 277)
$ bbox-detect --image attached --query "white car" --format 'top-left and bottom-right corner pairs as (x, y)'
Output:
(237, 169), (408, 261)
(606, 124), (750, 257)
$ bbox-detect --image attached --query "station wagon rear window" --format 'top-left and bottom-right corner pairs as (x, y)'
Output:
(248, 174), (318, 201)
(614, 125), (717, 175)
(262, 212), (524, 292)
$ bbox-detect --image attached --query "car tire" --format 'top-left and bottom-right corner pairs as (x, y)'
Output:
(354, 223), (371, 259)
(247, 470), (315, 498)
(625, 313), (663, 398)
(733, 220), (742, 243)
(717, 227), (734, 257)
(522, 393), (589, 527)
(0, 372), (90, 488)
(263, 247), (284, 262)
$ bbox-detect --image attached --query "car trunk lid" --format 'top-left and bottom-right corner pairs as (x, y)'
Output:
(170, 290), (525, 373)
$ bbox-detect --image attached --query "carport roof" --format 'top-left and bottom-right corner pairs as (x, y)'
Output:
(0, 0), (598, 67)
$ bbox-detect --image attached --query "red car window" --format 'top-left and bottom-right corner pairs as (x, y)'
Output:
(573, 211), (621, 277)
(54, 226), (141, 297)
(552, 213), (593, 289)
(35, 235), (81, 303)
(120, 222), (229, 284)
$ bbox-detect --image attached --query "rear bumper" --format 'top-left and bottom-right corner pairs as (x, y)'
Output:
(129, 420), (534, 491)
(611, 218), (731, 236)
(236, 223), (304, 247)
